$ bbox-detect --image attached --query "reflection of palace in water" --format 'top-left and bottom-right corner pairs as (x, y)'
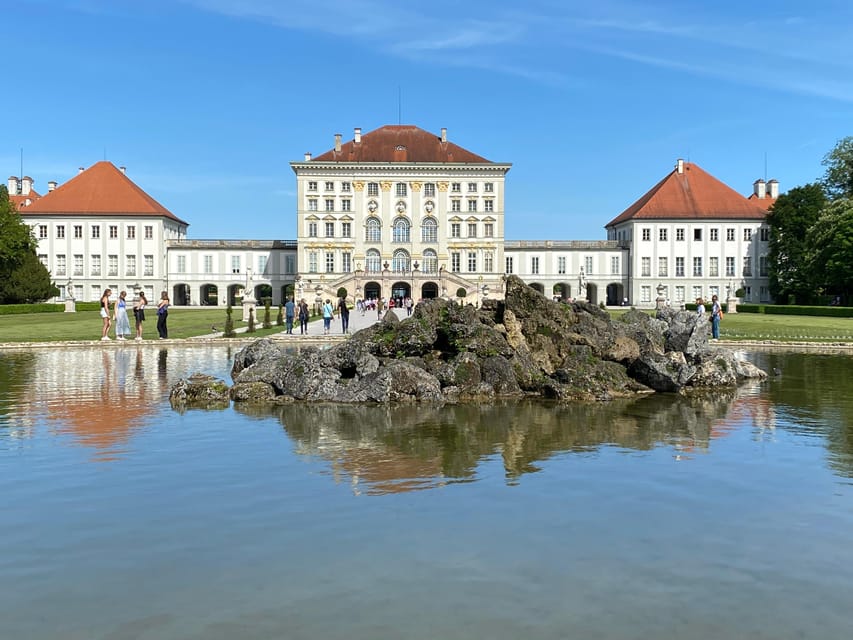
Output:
(2, 347), (233, 460)
(240, 384), (774, 495)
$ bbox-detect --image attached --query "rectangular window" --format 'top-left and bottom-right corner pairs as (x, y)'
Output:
(56, 225), (65, 239)
(108, 255), (118, 276)
(694, 228), (702, 241)
(558, 256), (566, 275)
(341, 181), (351, 193)
(308, 181), (318, 191)
(325, 252), (335, 273)
(341, 199), (351, 212)
(145, 225), (153, 239)
(91, 225), (100, 239)
(727, 228), (736, 241)
(342, 222), (352, 238)
(424, 183), (435, 197)
(484, 182), (494, 193)
(73, 254), (83, 276)
(127, 226), (136, 240)
(451, 200), (461, 212)
(744, 229), (752, 241)
(342, 252), (351, 273)
(308, 251), (317, 273)
(231, 255), (241, 274)
(676, 228), (685, 241)
(74, 225), (83, 239)
(325, 222), (335, 237)
(468, 222), (477, 237)
(204, 255), (213, 274)
(367, 182), (379, 196)
(325, 199), (335, 212)
(467, 182), (478, 193)
(38, 225), (48, 239)
(709, 257), (719, 277)
(611, 256), (620, 275)
(177, 255), (186, 274)
(56, 254), (66, 276)
(759, 255), (768, 277)
(308, 199), (318, 211)
(484, 222), (494, 237)
(109, 225), (118, 239)
(710, 228), (719, 241)
(642, 228), (651, 241)
(760, 227), (770, 242)
(258, 255), (267, 275)
(396, 183), (407, 197)
(531, 256), (540, 275)
(659, 228), (668, 241)
(505, 256), (514, 274)
(743, 256), (752, 277)
(285, 255), (296, 274)
(585, 256), (593, 275)
(658, 257), (668, 277)
(451, 223), (461, 238)
(641, 256), (651, 276)
(726, 257), (736, 277)
(126, 255), (136, 276)
(675, 286), (685, 303)
(144, 255), (153, 277)
(641, 286), (651, 303)
(308, 222), (318, 237)
(467, 252), (477, 272)
(324, 181), (334, 191)
(675, 257), (685, 277)
(709, 285), (719, 300)
(451, 182), (461, 193)
(484, 251), (494, 273)
(693, 286), (703, 301)
(451, 252), (461, 273)
(760, 286), (769, 302)
(468, 200), (477, 212)
(90, 254), (101, 276)
(693, 257), (702, 277)
(484, 200), (494, 212)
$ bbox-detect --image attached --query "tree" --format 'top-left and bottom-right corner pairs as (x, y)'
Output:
(766, 183), (827, 304)
(805, 198), (853, 304)
(247, 307), (256, 333)
(822, 136), (853, 200)
(223, 305), (236, 337)
(0, 186), (37, 275)
(262, 300), (271, 329)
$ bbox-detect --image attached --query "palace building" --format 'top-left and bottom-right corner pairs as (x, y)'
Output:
(11, 125), (777, 308)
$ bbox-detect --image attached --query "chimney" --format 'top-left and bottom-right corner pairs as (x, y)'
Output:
(304, 152), (312, 162)
(119, 166), (127, 175)
(676, 158), (684, 174)
(48, 181), (57, 192)
(7, 176), (18, 194)
(441, 127), (447, 143)
(78, 167), (84, 175)
(21, 176), (33, 196)
(767, 179), (779, 199)
(753, 179), (766, 199)
(334, 133), (342, 153)
(354, 127), (362, 143)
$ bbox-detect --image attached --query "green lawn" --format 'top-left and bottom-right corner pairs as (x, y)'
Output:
(0, 308), (290, 342)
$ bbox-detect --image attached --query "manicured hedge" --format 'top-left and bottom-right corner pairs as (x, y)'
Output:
(0, 301), (101, 315)
(683, 302), (852, 317)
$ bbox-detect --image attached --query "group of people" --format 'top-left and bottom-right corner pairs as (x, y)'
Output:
(696, 294), (723, 339)
(356, 296), (415, 318)
(99, 289), (170, 341)
(280, 296), (352, 336)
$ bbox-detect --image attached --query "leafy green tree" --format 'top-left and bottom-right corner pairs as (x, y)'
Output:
(0, 186), (37, 275)
(822, 136), (853, 200)
(0, 251), (59, 303)
(262, 300), (271, 329)
(767, 183), (826, 304)
(805, 198), (853, 304)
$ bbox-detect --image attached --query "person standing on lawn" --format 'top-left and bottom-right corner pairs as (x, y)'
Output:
(133, 290), (147, 340)
(156, 291), (170, 339)
(710, 294), (722, 340)
(99, 288), (112, 341)
(113, 290), (132, 340)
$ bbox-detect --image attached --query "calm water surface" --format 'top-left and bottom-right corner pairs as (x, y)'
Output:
(1, 345), (852, 639)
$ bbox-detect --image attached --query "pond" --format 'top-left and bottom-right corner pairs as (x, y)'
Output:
(1, 345), (852, 639)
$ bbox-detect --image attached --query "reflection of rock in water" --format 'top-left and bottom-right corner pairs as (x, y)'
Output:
(234, 390), (747, 493)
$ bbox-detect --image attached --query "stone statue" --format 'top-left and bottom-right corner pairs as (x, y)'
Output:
(578, 268), (587, 300)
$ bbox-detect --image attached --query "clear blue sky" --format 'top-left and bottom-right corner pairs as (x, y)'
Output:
(5, 0), (852, 240)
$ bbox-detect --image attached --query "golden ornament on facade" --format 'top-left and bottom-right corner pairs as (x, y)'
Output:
(380, 181), (392, 192)
(410, 181), (422, 192)
(437, 181), (449, 192)
(353, 181), (365, 191)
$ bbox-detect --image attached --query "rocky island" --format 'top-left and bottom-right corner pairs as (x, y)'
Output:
(170, 275), (766, 408)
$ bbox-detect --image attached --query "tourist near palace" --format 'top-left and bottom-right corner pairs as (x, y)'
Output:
(11, 124), (778, 310)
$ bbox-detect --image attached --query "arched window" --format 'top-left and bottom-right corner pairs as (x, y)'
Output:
(365, 249), (381, 273)
(392, 217), (410, 243)
(365, 217), (381, 243)
(422, 249), (438, 274)
(421, 217), (437, 243)
(392, 249), (410, 273)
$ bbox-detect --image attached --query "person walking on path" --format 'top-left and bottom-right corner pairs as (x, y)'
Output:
(284, 296), (296, 334)
(338, 296), (350, 334)
(133, 290), (147, 340)
(99, 288), (112, 341)
(695, 297), (706, 316)
(710, 294), (722, 340)
(298, 298), (309, 334)
(156, 291), (170, 339)
(322, 298), (335, 335)
(113, 290), (132, 340)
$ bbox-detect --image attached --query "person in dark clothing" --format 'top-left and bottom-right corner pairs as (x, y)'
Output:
(156, 291), (169, 339)
(339, 297), (350, 334)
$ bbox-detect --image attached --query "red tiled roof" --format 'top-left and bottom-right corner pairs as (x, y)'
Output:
(10, 190), (41, 208)
(747, 193), (777, 210)
(606, 162), (769, 227)
(311, 125), (492, 163)
(21, 161), (188, 224)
